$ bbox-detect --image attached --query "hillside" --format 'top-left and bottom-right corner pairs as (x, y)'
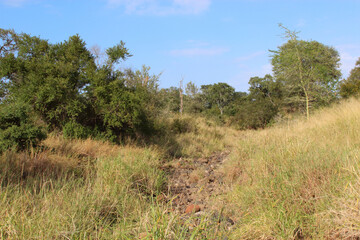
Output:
(1, 98), (360, 239)
(222, 97), (360, 239)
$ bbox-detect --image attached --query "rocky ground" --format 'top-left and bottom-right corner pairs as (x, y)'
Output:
(160, 150), (235, 232)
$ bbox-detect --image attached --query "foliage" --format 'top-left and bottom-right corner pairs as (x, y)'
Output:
(201, 83), (235, 115)
(170, 116), (195, 134)
(0, 102), (46, 152)
(158, 87), (181, 113)
(0, 28), (160, 143)
(271, 24), (341, 119)
(0, 32), (96, 129)
(340, 57), (360, 98)
(105, 41), (132, 65)
(228, 75), (280, 129)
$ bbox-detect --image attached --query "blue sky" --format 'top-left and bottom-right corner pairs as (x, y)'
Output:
(1, 0), (360, 91)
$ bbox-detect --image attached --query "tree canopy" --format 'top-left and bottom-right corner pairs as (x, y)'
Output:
(271, 25), (341, 119)
(0, 28), (161, 150)
(0, 27), (354, 151)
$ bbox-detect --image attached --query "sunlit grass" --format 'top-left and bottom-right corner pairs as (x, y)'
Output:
(2, 98), (360, 239)
(221, 98), (360, 239)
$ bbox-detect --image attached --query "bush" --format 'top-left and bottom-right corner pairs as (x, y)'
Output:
(0, 103), (46, 152)
(170, 116), (196, 134)
(62, 121), (92, 139)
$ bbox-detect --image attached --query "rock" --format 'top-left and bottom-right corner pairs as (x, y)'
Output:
(185, 204), (201, 214)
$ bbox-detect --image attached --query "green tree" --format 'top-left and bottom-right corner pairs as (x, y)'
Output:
(201, 83), (235, 115)
(185, 81), (199, 98)
(158, 87), (181, 113)
(184, 81), (203, 114)
(228, 75), (280, 129)
(340, 58), (360, 98)
(271, 24), (341, 119)
(248, 74), (282, 106)
(0, 28), (158, 143)
(0, 31), (97, 129)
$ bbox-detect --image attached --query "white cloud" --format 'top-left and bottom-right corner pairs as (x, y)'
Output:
(169, 47), (228, 57)
(106, 0), (211, 15)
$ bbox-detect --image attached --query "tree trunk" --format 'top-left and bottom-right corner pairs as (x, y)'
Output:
(304, 90), (309, 120)
(179, 78), (183, 115)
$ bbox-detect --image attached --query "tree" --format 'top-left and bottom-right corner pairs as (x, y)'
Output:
(201, 83), (235, 115)
(340, 58), (360, 98)
(227, 75), (280, 129)
(158, 87), (181, 113)
(184, 81), (203, 114)
(0, 31), (97, 129)
(248, 74), (282, 107)
(185, 81), (199, 98)
(271, 24), (341, 119)
(179, 77), (184, 115)
(0, 28), (158, 144)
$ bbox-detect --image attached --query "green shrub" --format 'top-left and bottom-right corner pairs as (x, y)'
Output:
(170, 116), (196, 134)
(62, 121), (92, 139)
(0, 103), (46, 152)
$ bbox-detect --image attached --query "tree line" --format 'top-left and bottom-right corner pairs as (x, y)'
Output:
(1, 26), (360, 152)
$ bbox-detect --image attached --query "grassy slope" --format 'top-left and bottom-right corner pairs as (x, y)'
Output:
(1, 99), (360, 239)
(222, 98), (360, 239)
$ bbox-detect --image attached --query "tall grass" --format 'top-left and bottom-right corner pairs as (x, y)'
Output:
(0, 137), (166, 239)
(3, 98), (360, 239)
(0, 116), (237, 239)
(222, 98), (360, 239)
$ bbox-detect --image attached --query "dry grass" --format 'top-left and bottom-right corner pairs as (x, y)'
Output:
(0, 136), (166, 239)
(220, 98), (360, 239)
(0, 116), (237, 239)
(3, 98), (360, 239)
(172, 115), (239, 157)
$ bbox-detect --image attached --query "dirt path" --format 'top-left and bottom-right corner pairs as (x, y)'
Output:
(161, 150), (234, 227)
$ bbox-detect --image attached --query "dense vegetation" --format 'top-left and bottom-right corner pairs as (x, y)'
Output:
(1, 26), (360, 151)
(1, 26), (360, 239)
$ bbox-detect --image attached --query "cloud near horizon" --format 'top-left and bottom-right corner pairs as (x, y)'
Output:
(106, 0), (211, 15)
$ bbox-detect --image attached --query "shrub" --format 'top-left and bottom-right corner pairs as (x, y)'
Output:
(0, 102), (46, 152)
(62, 121), (92, 139)
(170, 116), (196, 134)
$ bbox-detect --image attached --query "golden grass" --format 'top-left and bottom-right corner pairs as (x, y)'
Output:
(0, 116), (236, 239)
(3, 98), (360, 239)
(0, 135), (166, 239)
(220, 98), (360, 239)
(172, 115), (239, 157)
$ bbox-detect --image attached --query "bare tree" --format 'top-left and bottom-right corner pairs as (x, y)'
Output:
(179, 77), (184, 115)
(90, 44), (105, 66)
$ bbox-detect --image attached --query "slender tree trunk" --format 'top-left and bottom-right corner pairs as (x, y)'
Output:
(295, 43), (310, 120)
(281, 24), (311, 120)
(179, 78), (183, 115)
(304, 89), (310, 120)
